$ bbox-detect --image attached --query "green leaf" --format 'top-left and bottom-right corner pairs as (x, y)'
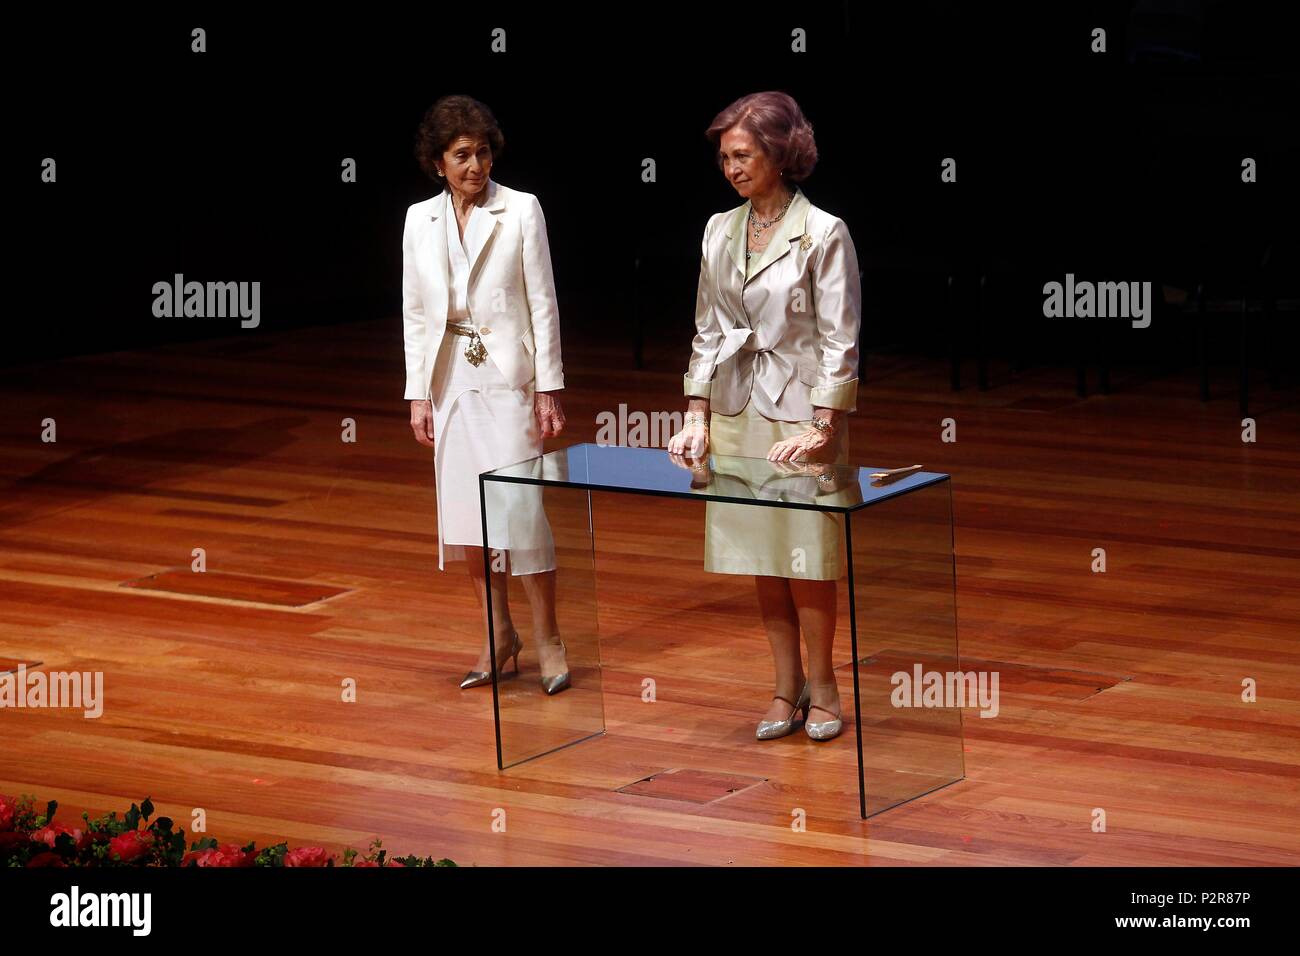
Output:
(164, 831), (186, 866)
(254, 842), (288, 867)
(140, 797), (154, 821)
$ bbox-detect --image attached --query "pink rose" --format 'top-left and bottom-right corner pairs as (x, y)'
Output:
(108, 829), (154, 863)
(31, 823), (90, 852)
(183, 844), (253, 868)
(283, 846), (334, 867)
(26, 852), (67, 868)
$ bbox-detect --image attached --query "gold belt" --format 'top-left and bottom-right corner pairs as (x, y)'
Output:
(447, 323), (487, 366)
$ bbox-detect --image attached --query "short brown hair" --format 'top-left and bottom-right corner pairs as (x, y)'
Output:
(706, 91), (818, 182)
(414, 95), (505, 188)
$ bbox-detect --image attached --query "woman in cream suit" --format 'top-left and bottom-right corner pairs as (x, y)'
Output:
(668, 91), (862, 742)
(403, 94), (571, 694)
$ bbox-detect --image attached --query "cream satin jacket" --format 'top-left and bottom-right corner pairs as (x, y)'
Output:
(402, 179), (565, 399)
(683, 188), (861, 419)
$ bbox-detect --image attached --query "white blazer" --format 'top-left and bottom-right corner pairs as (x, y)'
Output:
(683, 187), (861, 419)
(402, 178), (565, 400)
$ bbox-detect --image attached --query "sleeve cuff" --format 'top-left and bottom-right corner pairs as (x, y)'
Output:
(683, 375), (712, 399)
(809, 378), (857, 411)
(405, 371), (431, 401)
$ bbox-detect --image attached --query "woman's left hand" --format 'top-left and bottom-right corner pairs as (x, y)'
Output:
(767, 428), (829, 462)
(535, 391), (566, 438)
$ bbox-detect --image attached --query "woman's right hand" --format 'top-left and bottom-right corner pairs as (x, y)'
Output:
(409, 399), (435, 448)
(667, 421), (709, 458)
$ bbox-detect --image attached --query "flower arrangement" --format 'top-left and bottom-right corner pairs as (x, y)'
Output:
(0, 793), (455, 868)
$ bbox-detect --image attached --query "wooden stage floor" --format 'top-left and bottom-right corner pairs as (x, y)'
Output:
(2, 319), (1298, 866)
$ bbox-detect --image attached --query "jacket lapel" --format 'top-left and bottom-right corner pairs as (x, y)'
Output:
(724, 202), (749, 279)
(722, 188), (810, 284)
(465, 179), (507, 282)
(744, 188), (809, 285)
(426, 190), (451, 317)
(425, 181), (508, 313)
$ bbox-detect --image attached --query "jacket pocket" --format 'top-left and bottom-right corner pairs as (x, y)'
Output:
(520, 327), (536, 356)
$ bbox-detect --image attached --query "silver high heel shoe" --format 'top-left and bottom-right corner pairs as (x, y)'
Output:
(537, 638), (570, 696)
(459, 630), (523, 689)
(756, 680), (811, 740)
(804, 698), (843, 741)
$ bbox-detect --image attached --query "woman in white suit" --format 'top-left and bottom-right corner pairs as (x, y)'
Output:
(668, 91), (862, 742)
(403, 95), (571, 694)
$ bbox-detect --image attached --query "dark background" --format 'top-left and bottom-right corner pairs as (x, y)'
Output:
(12, 1), (1299, 385)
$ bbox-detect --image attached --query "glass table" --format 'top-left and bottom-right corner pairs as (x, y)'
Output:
(477, 442), (964, 818)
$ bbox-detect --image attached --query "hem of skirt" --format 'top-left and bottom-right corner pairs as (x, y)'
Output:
(438, 543), (556, 576)
(704, 557), (842, 580)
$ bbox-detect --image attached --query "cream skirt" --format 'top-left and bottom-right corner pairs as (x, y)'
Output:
(704, 399), (849, 580)
(430, 328), (555, 574)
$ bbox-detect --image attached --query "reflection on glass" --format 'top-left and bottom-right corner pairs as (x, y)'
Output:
(848, 480), (964, 816)
(481, 460), (603, 769)
(482, 444), (964, 817)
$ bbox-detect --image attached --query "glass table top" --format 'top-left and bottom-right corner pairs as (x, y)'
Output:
(481, 443), (948, 513)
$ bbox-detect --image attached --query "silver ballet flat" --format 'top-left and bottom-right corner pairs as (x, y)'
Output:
(756, 680), (811, 740)
(538, 638), (570, 695)
(804, 702), (843, 741)
(459, 630), (523, 689)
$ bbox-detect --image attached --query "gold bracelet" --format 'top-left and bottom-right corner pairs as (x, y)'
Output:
(684, 413), (708, 427)
(809, 417), (834, 436)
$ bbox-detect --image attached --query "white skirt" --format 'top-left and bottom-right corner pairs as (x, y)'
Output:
(429, 327), (555, 574)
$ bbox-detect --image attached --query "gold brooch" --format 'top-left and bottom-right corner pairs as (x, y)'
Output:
(799, 233), (813, 251)
(464, 336), (487, 367)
